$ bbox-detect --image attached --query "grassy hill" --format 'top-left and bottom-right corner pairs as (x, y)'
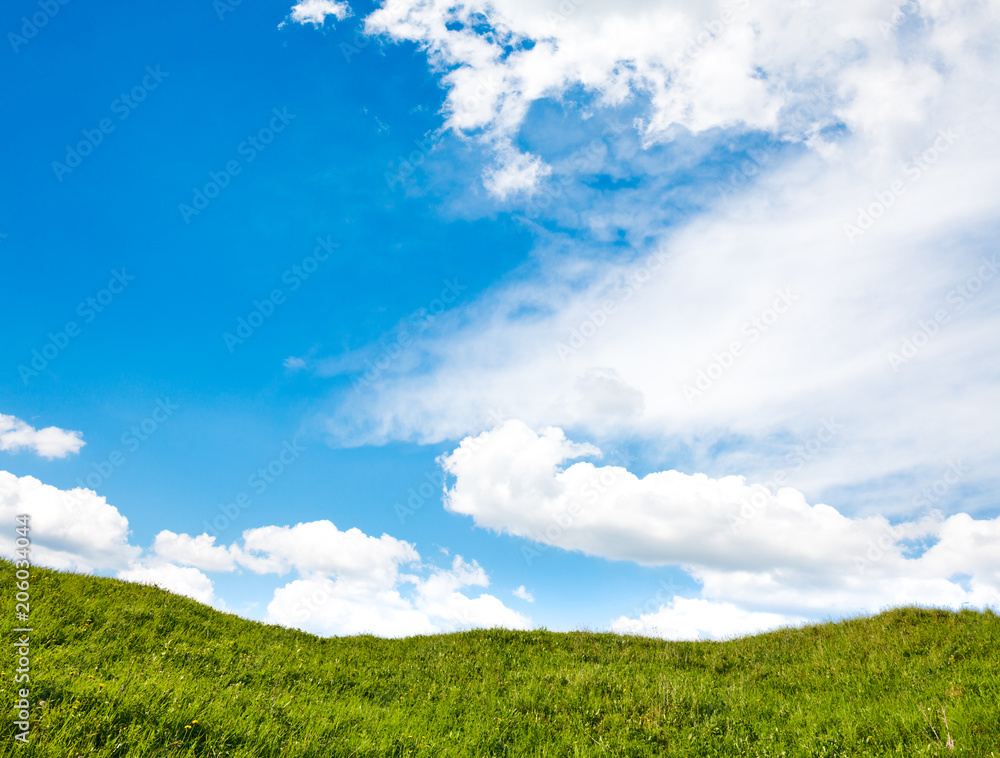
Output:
(1, 559), (998, 757)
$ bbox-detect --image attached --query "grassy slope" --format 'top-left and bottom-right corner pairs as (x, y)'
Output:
(1, 559), (998, 757)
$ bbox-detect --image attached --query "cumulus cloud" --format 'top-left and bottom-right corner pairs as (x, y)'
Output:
(263, 552), (530, 637)
(440, 421), (1000, 620)
(513, 585), (534, 602)
(610, 597), (807, 641)
(267, 576), (439, 637)
(117, 563), (217, 606)
(237, 520), (420, 585)
(152, 531), (239, 573)
(284, 0), (351, 27)
(411, 555), (529, 629)
(0, 413), (84, 458)
(0, 471), (138, 571)
(0, 471), (219, 605)
(0, 468), (525, 636)
(146, 519), (529, 636)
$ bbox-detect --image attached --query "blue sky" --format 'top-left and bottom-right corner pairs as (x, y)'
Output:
(2, 0), (999, 639)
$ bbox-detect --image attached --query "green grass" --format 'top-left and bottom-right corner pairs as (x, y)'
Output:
(1, 559), (998, 757)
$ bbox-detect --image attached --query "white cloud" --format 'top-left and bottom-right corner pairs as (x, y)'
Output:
(319, 96), (1000, 512)
(152, 531), (239, 573)
(0, 472), (215, 606)
(0, 413), (84, 459)
(264, 553), (530, 637)
(0, 467), (525, 636)
(610, 597), (806, 641)
(117, 563), (217, 606)
(280, 0), (998, 632)
(285, 0), (351, 27)
(440, 421), (1000, 620)
(355, 0), (998, 195)
(409, 555), (530, 632)
(267, 576), (438, 637)
(513, 584), (534, 602)
(0, 471), (138, 572)
(482, 142), (552, 200)
(237, 520), (420, 586)
(147, 520), (529, 636)
(284, 356), (307, 371)
(294, 0), (1000, 520)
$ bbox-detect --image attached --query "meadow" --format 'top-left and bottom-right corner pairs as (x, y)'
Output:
(2, 558), (998, 757)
